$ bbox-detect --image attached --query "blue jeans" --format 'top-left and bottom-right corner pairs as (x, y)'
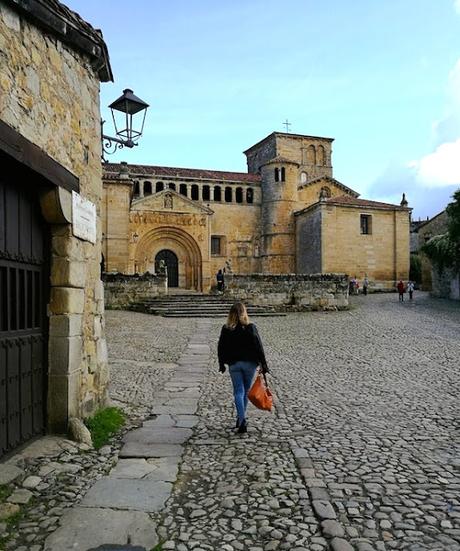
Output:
(229, 361), (258, 425)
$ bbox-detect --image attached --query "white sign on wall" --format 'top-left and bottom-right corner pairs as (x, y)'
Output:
(72, 191), (97, 244)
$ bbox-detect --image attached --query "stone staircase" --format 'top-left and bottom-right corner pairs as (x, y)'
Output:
(131, 293), (285, 318)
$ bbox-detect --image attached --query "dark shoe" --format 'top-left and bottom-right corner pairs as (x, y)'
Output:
(237, 420), (247, 434)
(235, 418), (240, 429)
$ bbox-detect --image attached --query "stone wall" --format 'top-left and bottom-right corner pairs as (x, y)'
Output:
(104, 273), (167, 309)
(431, 267), (460, 300)
(223, 273), (348, 310)
(0, 3), (110, 429)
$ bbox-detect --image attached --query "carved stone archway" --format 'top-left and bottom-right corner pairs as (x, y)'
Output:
(134, 227), (203, 291)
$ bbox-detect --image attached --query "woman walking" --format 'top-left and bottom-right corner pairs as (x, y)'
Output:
(218, 302), (269, 433)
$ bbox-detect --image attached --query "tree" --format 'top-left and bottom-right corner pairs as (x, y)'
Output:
(422, 188), (460, 270)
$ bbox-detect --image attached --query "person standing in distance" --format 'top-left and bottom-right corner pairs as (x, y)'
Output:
(218, 302), (269, 433)
(397, 279), (405, 302)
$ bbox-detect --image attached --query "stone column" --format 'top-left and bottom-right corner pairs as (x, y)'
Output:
(139, 181), (144, 198)
(209, 187), (214, 201)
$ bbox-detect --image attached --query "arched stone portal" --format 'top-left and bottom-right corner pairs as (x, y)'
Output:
(134, 227), (203, 291)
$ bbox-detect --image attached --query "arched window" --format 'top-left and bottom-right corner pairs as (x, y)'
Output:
(235, 187), (243, 203)
(274, 168), (279, 182)
(144, 181), (152, 195)
(307, 145), (316, 165)
(202, 185), (210, 201)
(156, 181), (164, 193)
(300, 172), (308, 184)
(225, 186), (232, 202)
(133, 181), (140, 196)
(179, 183), (187, 197)
(191, 184), (199, 200)
(168, 182), (176, 191)
(281, 167), (286, 182)
(214, 186), (222, 201)
(317, 145), (325, 166)
(246, 188), (254, 204)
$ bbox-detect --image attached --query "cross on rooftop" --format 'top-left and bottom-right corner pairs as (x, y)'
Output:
(283, 119), (292, 133)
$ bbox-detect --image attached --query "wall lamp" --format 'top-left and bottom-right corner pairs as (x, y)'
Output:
(101, 89), (149, 161)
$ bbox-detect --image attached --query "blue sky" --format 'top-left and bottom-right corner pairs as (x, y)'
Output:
(71, 0), (460, 219)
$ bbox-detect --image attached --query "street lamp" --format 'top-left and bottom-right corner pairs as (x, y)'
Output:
(101, 89), (149, 160)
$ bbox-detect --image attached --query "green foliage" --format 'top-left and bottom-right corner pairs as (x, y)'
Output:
(409, 253), (422, 283)
(0, 485), (11, 502)
(150, 544), (164, 551)
(421, 234), (455, 270)
(422, 188), (460, 270)
(85, 407), (125, 449)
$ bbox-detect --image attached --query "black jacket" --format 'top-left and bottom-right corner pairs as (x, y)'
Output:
(218, 323), (268, 372)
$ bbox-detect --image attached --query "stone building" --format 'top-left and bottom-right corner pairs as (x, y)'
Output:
(102, 132), (410, 291)
(0, 0), (112, 458)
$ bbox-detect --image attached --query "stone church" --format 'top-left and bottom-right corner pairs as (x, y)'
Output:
(102, 132), (410, 292)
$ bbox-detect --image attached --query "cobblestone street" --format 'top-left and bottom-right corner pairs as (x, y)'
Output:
(106, 292), (460, 551)
(3, 293), (459, 551)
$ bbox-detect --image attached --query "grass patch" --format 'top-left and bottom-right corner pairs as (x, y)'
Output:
(5, 509), (22, 528)
(85, 407), (125, 449)
(150, 543), (164, 551)
(0, 485), (10, 503)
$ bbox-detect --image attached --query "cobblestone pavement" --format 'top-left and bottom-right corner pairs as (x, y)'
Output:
(2, 294), (459, 551)
(0, 312), (196, 551)
(107, 311), (197, 417)
(157, 292), (460, 551)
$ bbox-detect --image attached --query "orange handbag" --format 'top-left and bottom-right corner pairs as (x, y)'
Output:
(248, 371), (273, 411)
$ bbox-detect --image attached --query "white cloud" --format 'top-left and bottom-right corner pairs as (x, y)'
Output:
(410, 138), (460, 187)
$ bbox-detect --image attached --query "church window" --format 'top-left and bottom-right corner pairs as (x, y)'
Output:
(211, 236), (222, 256)
(225, 186), (232, 202)
(317, 145), (326, 166)
(179, 184), (187, 197)
(281, 167), (286, 182)
(235, 187), (243, 203)
(214, 186), (222, 201)
(202, 185), (210, 201)
(144, 181), (152, 195)
(307, 145), (316, 165)
(300, 172), (308, 184)
(246, 188), (254, 204)
(168, 182), (176, 191)
(191, 184), (199, 200)
(133, 181), (140, 196)
(360, 214), (372, 235)
(274, 168), (279, 182)
(155, 181), (164, 193)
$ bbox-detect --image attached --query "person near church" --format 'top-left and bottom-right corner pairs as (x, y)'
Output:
(397, 279), (405, 302)
(407, 280), (415, 300)
(216, 269), (225, 292)
(362, 276), (369, 296)
(218, 302), (269, 434)
(349, 277), (356, 295)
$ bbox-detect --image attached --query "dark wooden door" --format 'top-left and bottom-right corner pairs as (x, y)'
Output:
(0, 178), (48, 458)
(155, 249), (179, 287)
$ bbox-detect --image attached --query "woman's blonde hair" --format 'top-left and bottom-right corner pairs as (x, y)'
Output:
(226, 302), (249, 329)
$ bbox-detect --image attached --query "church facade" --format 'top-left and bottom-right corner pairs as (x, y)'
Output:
(102, 132), (410, 291)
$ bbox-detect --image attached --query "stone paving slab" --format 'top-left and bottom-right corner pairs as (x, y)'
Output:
(43, 507), (158, 551)
(109, 457), (180, 481)
(119, 439), (185, 459)
(123, 427), (192, 444)
(150, 404), (198, 415)
(81, 477), (172, 512)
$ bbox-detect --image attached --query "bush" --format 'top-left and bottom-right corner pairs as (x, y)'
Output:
(85, 407), (125, 449)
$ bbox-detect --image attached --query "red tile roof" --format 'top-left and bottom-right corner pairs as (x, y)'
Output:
(103, 163), (261, 184)
(325, 195), (409, 210)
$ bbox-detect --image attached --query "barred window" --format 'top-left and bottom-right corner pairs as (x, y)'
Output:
(360, 214), (372, 235)
(211, 236), (221, 256)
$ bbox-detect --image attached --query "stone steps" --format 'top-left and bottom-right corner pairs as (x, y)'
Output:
(131, 294), (286, 318)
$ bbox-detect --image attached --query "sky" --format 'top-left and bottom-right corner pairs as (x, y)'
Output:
(70, 0), (460, 220)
